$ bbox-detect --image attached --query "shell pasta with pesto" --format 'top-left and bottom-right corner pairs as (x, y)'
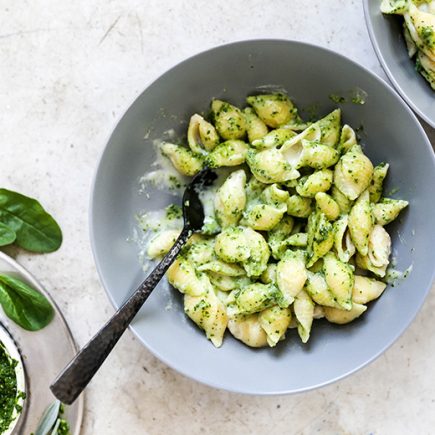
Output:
(145, 93), (409, 348)
(381, 0), (435, 90)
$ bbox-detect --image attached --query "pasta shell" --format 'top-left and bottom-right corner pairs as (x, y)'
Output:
(246, 148), (299, 183)
(214, 169), (247, 227)
(334, 145), (374, 200)
(315, 108), (341, 146)
(208, 273), (245, 292)
(214, 227), (250, 263)
(296, 169), (333, 198)
(368, 225), (391, 268)
(381, 0), (408, 15)
(286, 233), (308, 247)
(247, 93), (296, 128)
(355, 252), (388, 278)
(323, 303), (367, 325)
(187, 114), (219, 154)
(241, 227), (270, 277)
(184, 287), (228, 347)
(338, 124), (357, 154)
(234, 283), (280, 315)
(241, 203), (287, 231)
(206, 140), (249, 168)
(147, 229), (181, 259)
(299, 140), (340, 169)
(348, 190), (373, 256)
(352, 275), (387, 304)
(373, 198), (409, 226)
(243, 107), (268, 143)
(294, 290), (315, 343)
(251, 128), (295, 149)
(260, 263), (278, 285)
(267, 215), (295, 259)
(323, 252), (354, 310)
(276, 250), (307, 306)
(331, 185), (354, 214)
(315, 192), (340, 221)
(228, 314), (268, 348)
(305, 271), (341, 308)
(160, 142), (203, 176)
(198, 260), (246, 277)
(333, 214), (356, 263)
(287, 195), (313, 218)
(185, 238), (215, 265)
(369, 163), (389, 203)
(167, 258), (207, 296)
(306, 211), (334, 267)
(211, 99), (246, 140)
(259, 305), (292, 347)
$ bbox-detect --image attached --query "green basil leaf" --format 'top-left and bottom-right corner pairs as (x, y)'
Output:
(0, 222), (16, 246)
(0, 274), (54, 331)
(0, 189), (62, 253)
(34, 400), (61, 435)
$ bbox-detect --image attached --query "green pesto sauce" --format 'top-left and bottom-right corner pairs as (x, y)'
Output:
(57, 419), (70, 435)
(0, 342), (19, 433)
(165, 204), (182, 220)
(329, 94), (346, 104)
(57, 404), (71, 435)
(328, 89), (367, 105)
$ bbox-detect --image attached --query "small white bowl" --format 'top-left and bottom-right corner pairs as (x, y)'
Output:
(0, 324), (26, 435)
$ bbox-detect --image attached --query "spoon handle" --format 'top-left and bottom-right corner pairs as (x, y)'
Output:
(50, 226), (191, 405)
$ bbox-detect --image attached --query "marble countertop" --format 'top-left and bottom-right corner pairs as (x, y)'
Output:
(1, 1), (434, 434)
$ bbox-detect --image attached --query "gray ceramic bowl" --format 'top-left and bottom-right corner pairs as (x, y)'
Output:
(364, 0), (435, 128)
(90, 40), (435, 394)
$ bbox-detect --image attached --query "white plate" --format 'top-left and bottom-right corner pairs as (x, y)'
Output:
(0, 251), (84, 434)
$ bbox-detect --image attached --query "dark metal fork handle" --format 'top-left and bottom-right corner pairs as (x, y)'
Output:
(50, 226), (190, 404)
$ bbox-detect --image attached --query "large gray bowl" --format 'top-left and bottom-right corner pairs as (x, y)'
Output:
(90, 40), (435, 394)
(364, 0), (435, 128)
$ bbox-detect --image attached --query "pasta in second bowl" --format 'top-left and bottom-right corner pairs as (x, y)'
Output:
(91, 40), (435, 394)
(364, 0), (435, 128)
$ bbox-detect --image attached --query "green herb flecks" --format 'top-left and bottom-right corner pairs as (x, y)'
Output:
(0, 341), (23, 433)
(329, 94), (346, 104)
(327, 88), (367, 106)
(165, 204), (182, 220)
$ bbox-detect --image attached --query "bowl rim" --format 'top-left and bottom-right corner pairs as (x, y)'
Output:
(89, 38), (435, 395)
(363, 0), (435, 129)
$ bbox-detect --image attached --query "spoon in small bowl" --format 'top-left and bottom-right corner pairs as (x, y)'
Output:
(50, 168), (217, 405)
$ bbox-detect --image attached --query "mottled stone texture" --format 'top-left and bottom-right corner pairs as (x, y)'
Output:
(0, 1), (434, 434)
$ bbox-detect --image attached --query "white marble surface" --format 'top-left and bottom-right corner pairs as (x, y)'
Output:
(1, 1), (434, 434)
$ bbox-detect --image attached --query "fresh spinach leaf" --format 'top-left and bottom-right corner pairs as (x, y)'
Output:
(0, 189), (62, 253)
(0, 274), (54, 331)
(0, 222), (16, 246)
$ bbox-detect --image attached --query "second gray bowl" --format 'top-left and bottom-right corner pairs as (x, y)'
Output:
(364, 0), (435, 128)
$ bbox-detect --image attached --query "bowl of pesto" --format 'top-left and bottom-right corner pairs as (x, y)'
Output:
(91, 40), (435, 394)
(364, 0), (435, 128)
(0, 325), (26, 435)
